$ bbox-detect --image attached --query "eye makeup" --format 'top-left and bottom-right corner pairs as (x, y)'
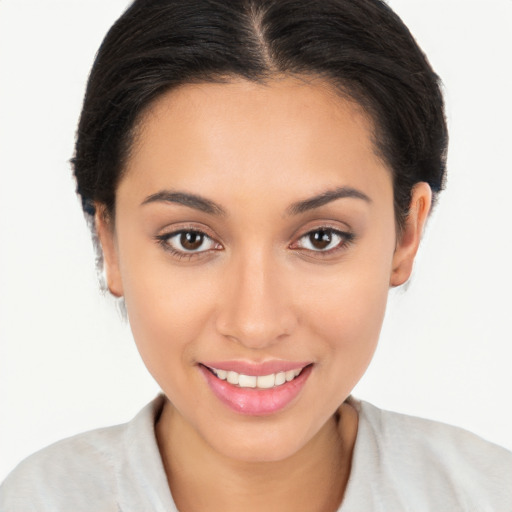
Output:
(292, 227), (355, 257)
(154, 223), (356, 263)
(154, 223), (223, 261)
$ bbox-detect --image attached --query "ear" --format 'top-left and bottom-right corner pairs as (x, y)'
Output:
(95, 205), (124, 297)
(390, 182), (432, 287)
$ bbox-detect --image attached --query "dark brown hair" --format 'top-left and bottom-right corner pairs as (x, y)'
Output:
(72, 0), (447, 231)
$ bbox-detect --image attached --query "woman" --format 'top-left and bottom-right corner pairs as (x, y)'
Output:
(1, 0), (511, 510)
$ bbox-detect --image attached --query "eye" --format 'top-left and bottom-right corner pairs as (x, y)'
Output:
(293, 228), (354, 253)
(156, 229), (221, 257)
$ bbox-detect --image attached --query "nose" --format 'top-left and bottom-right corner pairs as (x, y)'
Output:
(215, 249), (298, 349)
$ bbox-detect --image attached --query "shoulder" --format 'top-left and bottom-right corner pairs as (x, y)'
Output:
(343, 398), (512, 511)
(0, 396), (170, 512)
(359, 400), (512, 477)
(0, 422), (126, 511)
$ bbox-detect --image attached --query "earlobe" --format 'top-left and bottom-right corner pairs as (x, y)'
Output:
(94, 205), (124, 297)
(390, 182), (432, 287)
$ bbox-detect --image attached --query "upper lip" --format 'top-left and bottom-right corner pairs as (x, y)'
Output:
(200, 360), (312, 376)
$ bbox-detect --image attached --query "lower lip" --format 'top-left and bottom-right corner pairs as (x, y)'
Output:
(199, 365), (313, 416)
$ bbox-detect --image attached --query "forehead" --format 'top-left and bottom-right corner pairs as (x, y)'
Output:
(121, 77), (391, 207)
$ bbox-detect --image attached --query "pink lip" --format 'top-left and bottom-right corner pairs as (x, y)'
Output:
(200, 360), (311, 376)
(199, 363), (313, 416)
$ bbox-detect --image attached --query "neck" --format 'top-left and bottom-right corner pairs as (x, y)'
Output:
(156, 401), (358, 512)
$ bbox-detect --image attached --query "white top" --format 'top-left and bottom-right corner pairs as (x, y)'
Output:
(1, 395), (511, 511)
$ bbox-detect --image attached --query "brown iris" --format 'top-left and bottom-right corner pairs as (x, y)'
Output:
(309, 230), (333, 250)
(180, 232), (204, 251)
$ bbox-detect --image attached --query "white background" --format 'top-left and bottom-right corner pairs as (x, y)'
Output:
(0, 0), (511, 481)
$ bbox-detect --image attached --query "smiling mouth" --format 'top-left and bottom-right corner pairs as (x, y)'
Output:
(200, 363), (313, 414)
(203, 365), (308, 389)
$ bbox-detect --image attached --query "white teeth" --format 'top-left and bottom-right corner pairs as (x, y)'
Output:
(238, 374), (257, 388)
(216, 369), (227, 380)
(285, 370), (296, 382)
(256, 374), (275, 389)
(275, 372), (286, 386)
(227, 371), (239, 385)
(210, 366), (305, 389)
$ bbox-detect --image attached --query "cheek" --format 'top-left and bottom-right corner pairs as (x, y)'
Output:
(308, 282), (387, 415)
(305, 268), (389, 356)
(119, 251), (216, 385)
(300, 241), (394, 383)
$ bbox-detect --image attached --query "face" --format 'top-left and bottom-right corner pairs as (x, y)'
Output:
(98, 77), (430, 462)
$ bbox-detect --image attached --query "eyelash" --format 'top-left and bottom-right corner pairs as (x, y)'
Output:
(155, 228), (222, 261)
(291, 227), (355, 258)
(155, 226), (355, 261)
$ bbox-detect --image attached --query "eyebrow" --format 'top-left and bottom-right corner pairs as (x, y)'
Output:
(286, 187), (371, 216)
(141, 186), (371, 217)
(141, 190), (226, 216)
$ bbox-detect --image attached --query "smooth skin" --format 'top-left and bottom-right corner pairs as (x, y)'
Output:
(96, 77), (431, 512)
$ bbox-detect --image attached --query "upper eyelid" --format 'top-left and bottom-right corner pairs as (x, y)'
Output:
(291, 224), (353, 242)
(158, 229), (218, 246)
(291, 217), (352, 234)
(299, 226), (349, 237)
(157, 223), (218, 239)
(165, 228), (212, 237)
(296, 228), (352, 242)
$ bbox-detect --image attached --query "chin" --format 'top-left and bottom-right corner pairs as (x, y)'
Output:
(196, 410), (329, 464)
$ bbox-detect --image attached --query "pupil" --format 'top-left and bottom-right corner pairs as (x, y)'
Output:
(181, 232), (203, 250)
(311, 230), (332, 249)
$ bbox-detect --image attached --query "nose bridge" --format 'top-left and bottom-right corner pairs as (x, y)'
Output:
(216, 245), (296, 348)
